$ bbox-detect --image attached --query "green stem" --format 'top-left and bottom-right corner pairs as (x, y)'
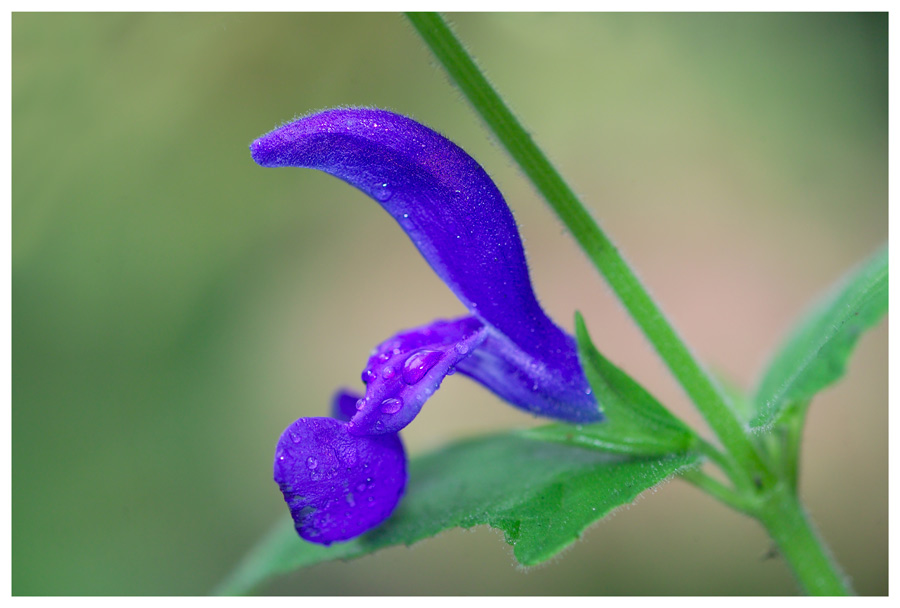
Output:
(680, 468), (755, 515)
(781, 402), (810, 492)
(757, 485), (853, 595)
(405, 11), (769, 486)
(684, 468), (852, 594)
(407, 12), (852, 595)
(695, 437), (752, 493)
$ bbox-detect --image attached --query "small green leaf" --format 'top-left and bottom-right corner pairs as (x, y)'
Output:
(525, 421), (695, 456)
(752, 245), (887, 430)
(530, 313), (696, 455)
(217, 432), (698, 595)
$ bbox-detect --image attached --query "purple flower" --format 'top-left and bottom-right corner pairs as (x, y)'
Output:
(252, 108), (600, 545)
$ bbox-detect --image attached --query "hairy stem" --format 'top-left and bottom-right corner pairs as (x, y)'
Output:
(407, 12), (852, 595)
(680, 468), (755, 515)
(757, 485), (853, 595)
(406, 11), (768, 485)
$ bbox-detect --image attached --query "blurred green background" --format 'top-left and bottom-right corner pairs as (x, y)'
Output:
(12, 13), (887, 595)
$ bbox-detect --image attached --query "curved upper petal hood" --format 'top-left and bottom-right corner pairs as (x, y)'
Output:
(251, 108), (599, 424)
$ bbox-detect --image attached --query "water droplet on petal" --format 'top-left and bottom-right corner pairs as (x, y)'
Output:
(361, 368), (375, 384)
(380, 397), (402, 414)
(355, 398), (366, 411)
(375, 420), (384, 432)
(455, 343), (469, 355)
(373, 183), (392, 202)
(306, 457), (318, 470)
(402, 349), (442, 384)
(382, 366), (396, 380)
(289, 431), (302, 444)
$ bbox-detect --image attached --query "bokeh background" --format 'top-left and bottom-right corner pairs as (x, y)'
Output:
(12, 13), (887, 595)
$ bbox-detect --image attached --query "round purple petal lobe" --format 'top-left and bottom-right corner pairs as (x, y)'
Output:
(274, 417), (406, 545)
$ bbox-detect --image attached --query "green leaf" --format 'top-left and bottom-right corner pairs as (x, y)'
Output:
(217, 432), (698, 595)
(752, 245), (887, 430)
(529, 313), (697, 455)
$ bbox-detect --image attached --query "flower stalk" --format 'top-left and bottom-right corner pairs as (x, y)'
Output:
(406, 11), (852, 595)
(405, 10), (767, 485)
(756, 484), (852, 595)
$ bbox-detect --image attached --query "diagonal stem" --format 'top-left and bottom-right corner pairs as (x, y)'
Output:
(405, 11), (769, 487)
(406, 13), (853, 595)
(756, 484), (852, 595)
